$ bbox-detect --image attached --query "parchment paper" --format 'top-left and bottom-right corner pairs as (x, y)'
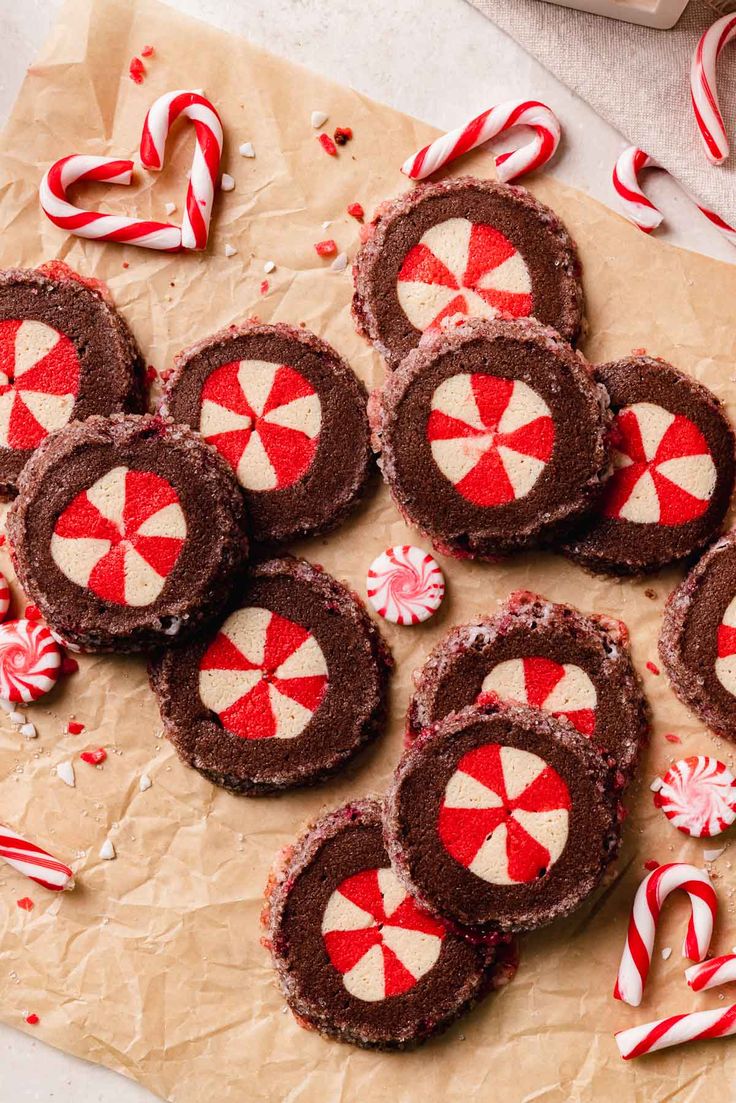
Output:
(2, 0), (736, 1099)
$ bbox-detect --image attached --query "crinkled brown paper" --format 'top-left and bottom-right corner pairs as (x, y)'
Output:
(1, 0), (736, 1099)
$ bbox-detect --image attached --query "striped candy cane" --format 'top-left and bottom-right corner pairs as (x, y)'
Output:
(0, 825), (74, 891)
(39, 155), (182, 251)
(690, 13), (736, 166)
(401, 99), (561, 183)
(614, 863), (717, 1007)
(611, 146), (736, 248)
(616, 1004), (736, 1060)
(686, 954), (736, 992)
(140, 90), (223, 251)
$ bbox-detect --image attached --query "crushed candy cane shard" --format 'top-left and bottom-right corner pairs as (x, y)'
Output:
(239, 142), (255, 158)
(311, 110), (328, 128)
(220, 173), (235, 191)
(56, 761), (75, 787)
(99, 839), (115, 860)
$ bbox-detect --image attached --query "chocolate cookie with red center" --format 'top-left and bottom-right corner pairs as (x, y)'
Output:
(264, 800), (516, 1049)
(352, 177), (583, 368)
(149, 557), (392, 794)
(408, 590), (647, 781)
(162, 323), (372, 545)
(660, 531), (736, 741)
(0, 267), (144, 496)
(384, 702), (622, 935)
(7, 414), (248, 652)
(376, 317), (610, 559)
(561, 356), (735, 575)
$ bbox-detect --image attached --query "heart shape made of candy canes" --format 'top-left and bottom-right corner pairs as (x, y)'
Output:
(439, 743), (571, 885)
(51, 466), (187, 607)
(397, 218), (532, 333)
(321, 867), (445, 1002)
(199, 606), (328, 740)
(0, 320), (80, 450)
(427, 372), (554, 507)
(199, 359), (321, 491)
(602, 403), (716, 525)
(481, 657), (597, 737)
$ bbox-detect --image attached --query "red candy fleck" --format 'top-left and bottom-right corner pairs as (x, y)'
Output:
(141, 44), (155, 58)
(347, 202), (364, 221)
(128, 57), (146, 84)
(145, 365), (157, 385)
(643, 859), (660, 871)
(80, 747), (107, 766)
(61, 656), (79, 676)
(16, 897), (34, 912)
(24, 604), (42, 621)
(25, 1014), (39, 1026)
(260, 280), (269, 295)
(318, 133), (338, 157)
(314, 239), (337, 257)
(334, 126), (353, 145)
(646, 661), (660, 675)
(67, 720), (85, 735)
(664, 733), (682, 744)
(0, 535), (5, 547)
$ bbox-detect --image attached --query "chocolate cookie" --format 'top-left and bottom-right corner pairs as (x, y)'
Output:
(408, 590), (647, 780)
(8, 414), (248, 652)
(0, 267), (144, 496)
(264, 799), (516, 1049)
(352, 177), (584, 367)
(149, 557), (392, 794)
(660, 530), (736, 740)
(162, 323), (372, 545)
(561, 356), (735, 575)
(376, 317), (610, 559)
(385, 701), (621, 935)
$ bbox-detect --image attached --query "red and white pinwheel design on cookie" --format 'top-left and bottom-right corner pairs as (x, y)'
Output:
(603, 403), (716, 525)
(0, 619), (62, 703)
(199, 360), (321, 492)
(427, 373), (554, 506)
(0, 320), (80, 450)
(397, 219), (532, 332)
(481, 657), (597, 737)
(321, 866), (445, 1002)
(655, 756), (736, 838)
(51, 467), (187, 607)
(716, 594), (736, 696)
(439, 743), (571, 885)
(199, 607), (328, 740)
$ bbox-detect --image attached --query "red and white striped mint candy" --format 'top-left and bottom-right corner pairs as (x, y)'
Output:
(199, 360), (321, 492)
(716, 594), (736, 696)
(0, 619), (62, 703)
(439, 743), (571, 885)
(602, 403), (716, 525)
(481, 657), (597, 737)
(321, 866), (445, 1001)
(397, 219), (532, 333)
(427, 373), (555, 507)
(366, 545), (445, 625)
(199, 606), (328, 740)
(50, 467), (187, 607)
(0, 320), (80, 450)
(654, 756), (736, 838)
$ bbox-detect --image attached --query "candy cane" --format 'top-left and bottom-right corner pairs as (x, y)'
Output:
(616, 1004), (736, 1060)
(611, 146), (736, 248)
(686, 954), (736, 992)
(140, 90), (223, 251)
(401, 99), (561, 183)
(0, 825), (74, 892)
(690, 13), (736, 165)
(39, 155), (181, 251)
(614, 863), (717, 1007)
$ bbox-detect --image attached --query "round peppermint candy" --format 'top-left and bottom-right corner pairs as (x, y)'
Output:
(0, 267), (143, 495)
(562, 357), (735, 575)
(654, 756), (736, 838)
(366, 545), (444, 625)
(8, 414), (248, 652)
(385, 702), (622, 933)
(378, 317), (609, 559)
(150, 557), (392, 794)
(0, 619), (62, 703)
(163, 322), (372, 545)
(265, 799), (513, 1048)
(352, 177), (583, 367)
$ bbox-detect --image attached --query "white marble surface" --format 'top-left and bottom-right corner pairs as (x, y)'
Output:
(0, 0), (731, 1100)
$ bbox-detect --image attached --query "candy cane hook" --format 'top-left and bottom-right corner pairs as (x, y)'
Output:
(691, 13), (736, 165)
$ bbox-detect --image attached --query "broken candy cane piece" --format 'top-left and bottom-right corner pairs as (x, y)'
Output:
(616, 1004), (736, 1060)
(686, 954), (736, 992)
(0, 824), (74, 891)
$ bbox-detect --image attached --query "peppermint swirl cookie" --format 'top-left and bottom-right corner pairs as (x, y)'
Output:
(8, 414), (248, 652)
(264, 800), (516, 1049)
(562, 356), (735, 575)
(163, 323), (372, 545)
(385, 701), (621, 935)
(352, 177), (583, 367)
(150, 557), (392, 794)
(0, 267), (144, 496)
(376, 317), (610, 559)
